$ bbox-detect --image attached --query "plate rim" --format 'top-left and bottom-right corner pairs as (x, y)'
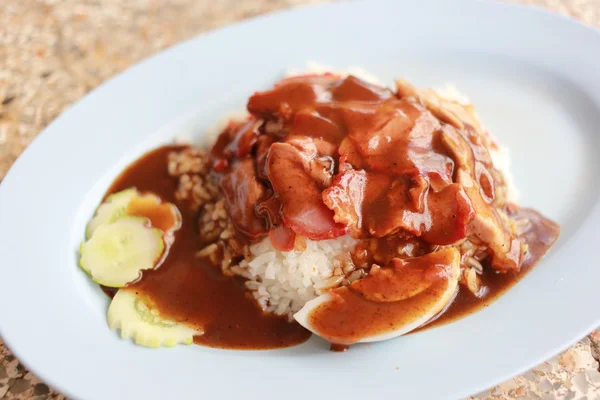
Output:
(1, 0), (600, 399)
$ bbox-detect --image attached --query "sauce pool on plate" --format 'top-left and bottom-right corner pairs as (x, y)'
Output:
(102, 146), (310, 349)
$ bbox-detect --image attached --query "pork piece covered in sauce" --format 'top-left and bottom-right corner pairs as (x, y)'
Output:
(210, 73), (559, 345)
(212, 73), (537, 270)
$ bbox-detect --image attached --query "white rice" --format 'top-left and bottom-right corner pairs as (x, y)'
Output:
(238, 235), (357, 319)
(434, 83), (472, 106)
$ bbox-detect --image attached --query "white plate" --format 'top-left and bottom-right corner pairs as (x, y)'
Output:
(1, 1), (599, 399)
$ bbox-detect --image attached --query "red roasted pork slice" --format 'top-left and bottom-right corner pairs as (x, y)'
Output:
(255, 195), (300, 252)
(255, 135), (275, 180)
(266, 142), (346, 240)
(284, 135), (337, 188)
(323, 169), (423, 238)
(323, 167), (474, 244)
(338, 101), (454, 189)
(285, 135), (337, 158)
(368, 179), (473, 244)
(419, 183), (475, 245)
(330, 75), (394, 102)
(211, 118), (262, 163)
(268, 223), (297, 252)
(322, 168), (368, 236)
(362, 175), (427, 239)
(220, 158), (269, 239)
(291, 110), (343, 144)
(247, 75), (340, 119)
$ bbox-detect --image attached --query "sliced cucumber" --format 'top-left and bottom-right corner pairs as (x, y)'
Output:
(80, 216), (165, 287)
(86, 188), (138, 239)
(107, 289), (201, 348)
(86, 188), (182, 239)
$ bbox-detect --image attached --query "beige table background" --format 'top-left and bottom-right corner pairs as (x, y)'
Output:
(1, 0), (599, 399)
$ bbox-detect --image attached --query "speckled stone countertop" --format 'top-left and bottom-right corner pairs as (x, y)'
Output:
(0, 0), (599, 399)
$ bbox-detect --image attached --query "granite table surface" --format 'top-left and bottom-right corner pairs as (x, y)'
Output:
(1, 0), (599, 399)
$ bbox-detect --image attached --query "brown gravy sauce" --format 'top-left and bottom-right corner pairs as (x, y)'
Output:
(415, 267), (517, 331)
(102, 146), (310, 349)
(99, 145), (558, 349)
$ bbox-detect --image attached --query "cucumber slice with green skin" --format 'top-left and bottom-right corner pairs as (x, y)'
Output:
(107, 289), (201, 348)
(80, 216), (165, 287)
(86, 188), (182, 239)
(86, 188), (139, 239)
